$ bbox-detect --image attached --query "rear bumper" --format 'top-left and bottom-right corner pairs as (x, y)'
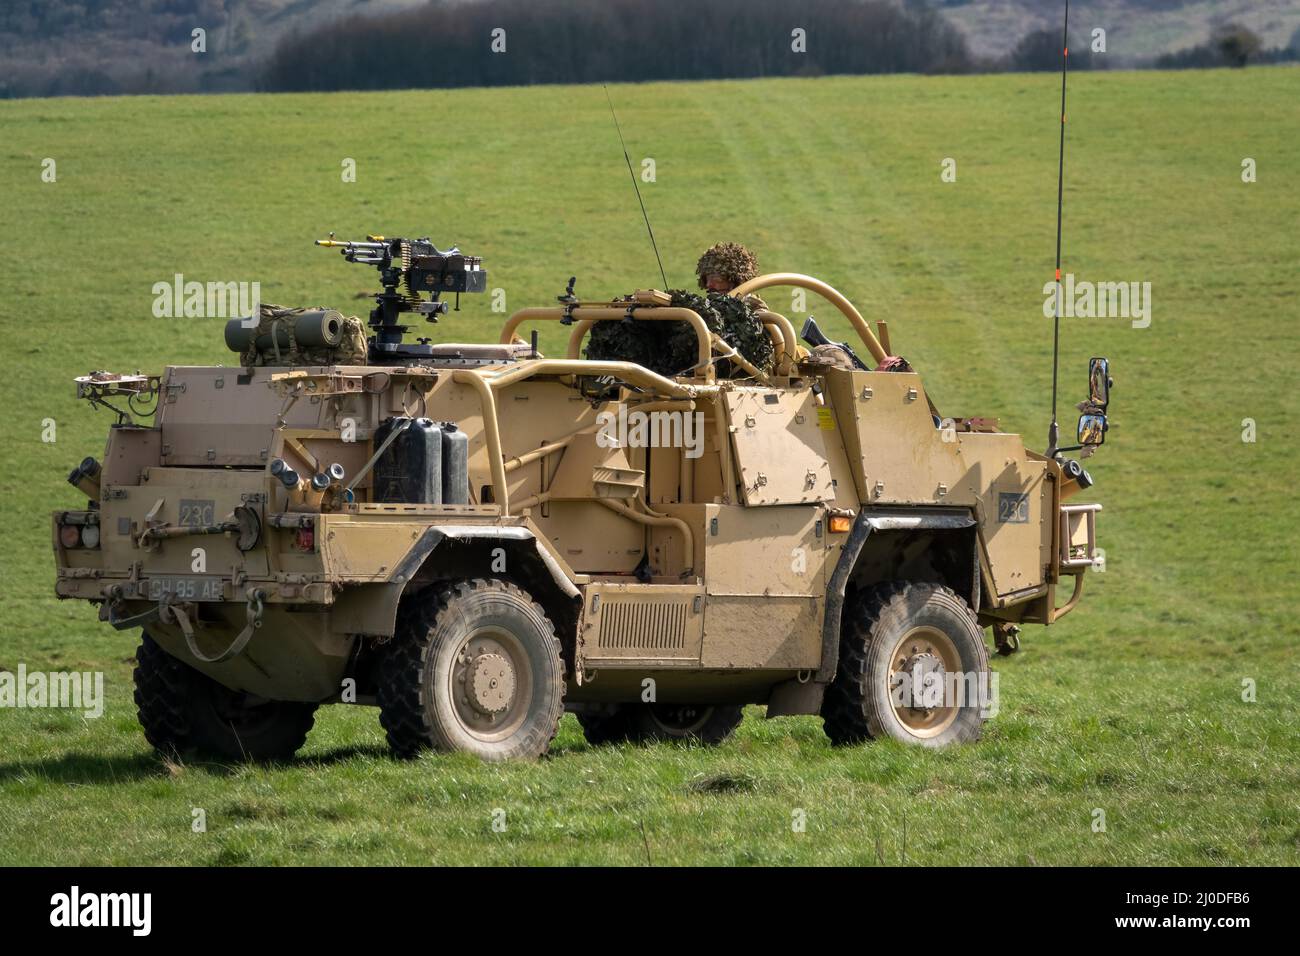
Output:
(54, 571), (333, 605)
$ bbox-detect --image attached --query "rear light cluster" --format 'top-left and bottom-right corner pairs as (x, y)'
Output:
(58, 513), (101, 550)
(293, 525), (315, 552)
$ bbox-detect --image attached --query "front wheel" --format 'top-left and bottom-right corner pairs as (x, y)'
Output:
(378, 579), (566, 761)
(821, 582), (990, 748)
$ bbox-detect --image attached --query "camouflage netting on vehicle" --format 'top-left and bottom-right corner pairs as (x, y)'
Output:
(240, 304), (368, 367)
(585, 291), (775, 379)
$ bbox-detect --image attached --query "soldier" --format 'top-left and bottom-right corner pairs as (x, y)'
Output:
(686, 243), (776, 375)
(695, 242), (759, 294)
(695, 241), (769, 319)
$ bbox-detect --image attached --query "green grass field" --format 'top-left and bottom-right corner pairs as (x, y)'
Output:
(1, 68), (1297, 865)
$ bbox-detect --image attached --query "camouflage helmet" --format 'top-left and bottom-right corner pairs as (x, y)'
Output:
(696, 242), (759, 291)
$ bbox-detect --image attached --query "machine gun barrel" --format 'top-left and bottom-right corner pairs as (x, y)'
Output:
(315, 239), (386, 250)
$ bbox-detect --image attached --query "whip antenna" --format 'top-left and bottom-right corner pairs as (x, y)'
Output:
(1047, 0), (1070, 457)
(603, 84), (669, 290)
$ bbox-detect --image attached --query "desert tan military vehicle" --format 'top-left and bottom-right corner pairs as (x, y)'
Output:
(53, 237), (1110, 761)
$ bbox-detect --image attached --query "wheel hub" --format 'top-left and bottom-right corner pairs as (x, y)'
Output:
(450, 627), (533, 741)
(899, 651), (946, 710)
(467, 653), (515, 716)
(888, 625), (962, 738)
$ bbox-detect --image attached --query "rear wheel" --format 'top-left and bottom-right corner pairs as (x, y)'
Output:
(578, 702), (743, 747)
(378, 579), (565, 761)
(821, 582), (990, 748)
(133, 633), (317, 762)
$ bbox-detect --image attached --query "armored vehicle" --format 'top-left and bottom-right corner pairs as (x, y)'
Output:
(53, 236), (1110, 761)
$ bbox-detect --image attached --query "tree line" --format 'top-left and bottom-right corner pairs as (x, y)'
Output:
(258, 1), (1296, 93)
(258, 0), (972, 92)
(2, 0), (1296, 99)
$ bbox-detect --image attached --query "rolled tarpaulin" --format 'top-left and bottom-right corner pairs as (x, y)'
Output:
(224, 309), (346, 353)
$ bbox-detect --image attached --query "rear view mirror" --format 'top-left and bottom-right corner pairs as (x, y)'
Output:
(1077, 412), (1107, 447)
(1088, 357), (1111, 409)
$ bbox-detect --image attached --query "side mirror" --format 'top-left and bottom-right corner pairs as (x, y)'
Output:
(1088, 357), (1111, 409)
(1077, 412), (1107, 446)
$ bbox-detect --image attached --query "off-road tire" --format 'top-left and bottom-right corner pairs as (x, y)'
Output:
(133, 633), (317, 762)
(821, 582), (989, 748)
(377, 579), (565, 761)
(575, 707), (633, 746)
(578, 703), (743, 746)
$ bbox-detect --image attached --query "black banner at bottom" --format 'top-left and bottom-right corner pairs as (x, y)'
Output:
(0, 865), (1281, 942)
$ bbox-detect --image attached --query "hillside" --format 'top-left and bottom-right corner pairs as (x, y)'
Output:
(941, 0), (1300, 61)
(0, 0), (425, 96)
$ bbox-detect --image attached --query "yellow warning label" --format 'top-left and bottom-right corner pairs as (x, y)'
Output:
(816, 406), (835, 430)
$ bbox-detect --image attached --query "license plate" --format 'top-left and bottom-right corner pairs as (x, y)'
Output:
(146, 575), (225, 602)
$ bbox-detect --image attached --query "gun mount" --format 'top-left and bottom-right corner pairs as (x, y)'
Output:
(316, 235), (487, 362)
